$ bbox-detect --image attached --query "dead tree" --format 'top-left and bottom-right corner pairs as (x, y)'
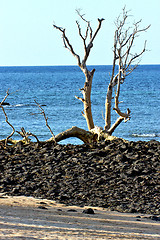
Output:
(53, 8), (150, 142)
(53, 11), (104, 131)
(105, 7), (150, 134)
(0, 8), (150, 145)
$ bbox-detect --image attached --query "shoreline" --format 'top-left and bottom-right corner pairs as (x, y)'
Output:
(0, 194), (160, 239)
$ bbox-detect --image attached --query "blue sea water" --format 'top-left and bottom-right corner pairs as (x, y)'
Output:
(0, 65), (160, 144)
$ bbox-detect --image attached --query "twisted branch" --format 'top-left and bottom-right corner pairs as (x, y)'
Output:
(0, 90), (15, 145)
(17, 127), (40, 143)
(34, 100), (56, 142)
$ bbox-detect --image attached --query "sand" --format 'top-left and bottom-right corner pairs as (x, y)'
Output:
(0, 193), (159, 240)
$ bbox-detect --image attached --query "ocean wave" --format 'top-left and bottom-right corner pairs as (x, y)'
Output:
(9, 104), (36, 108)
(132, 133), (160, 138)
(14, 104), (27, 107)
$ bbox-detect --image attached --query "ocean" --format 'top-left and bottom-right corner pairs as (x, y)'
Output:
(0, 65), (160, 144)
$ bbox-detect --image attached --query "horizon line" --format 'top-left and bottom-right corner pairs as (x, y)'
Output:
(0, 63), (160, 67)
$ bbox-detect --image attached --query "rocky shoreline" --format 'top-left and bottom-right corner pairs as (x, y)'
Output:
(0, 138), (159, 214)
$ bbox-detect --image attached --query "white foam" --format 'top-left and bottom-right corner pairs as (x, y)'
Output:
(132, 133), (160, 138)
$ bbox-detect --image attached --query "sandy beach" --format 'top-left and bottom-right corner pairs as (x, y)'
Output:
(0, 194), (159, 240)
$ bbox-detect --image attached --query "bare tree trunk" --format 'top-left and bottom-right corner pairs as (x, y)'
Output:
(104, 30), (118, 131)
(76, 68), (95, 130)
(105, 83), (112, 131)
(53, 13), (104, 131)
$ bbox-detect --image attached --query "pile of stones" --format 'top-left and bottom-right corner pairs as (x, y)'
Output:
(0, 138), (159, 214)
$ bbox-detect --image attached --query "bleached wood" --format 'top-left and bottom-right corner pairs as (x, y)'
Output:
(105, 7), (150, 133)
(53, 14), (104, 130)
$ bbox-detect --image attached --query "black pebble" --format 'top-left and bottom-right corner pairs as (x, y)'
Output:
(57, 209), (62, 211)
(39, 201), (47, 205)
(150, 216), (160, 221)
(83, 208), (95, 214)
(67, 209), (78, 212)
(38, 206), (48, 210)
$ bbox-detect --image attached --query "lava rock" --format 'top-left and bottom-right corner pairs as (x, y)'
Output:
(38, 206), (48, 210)
(0, 139), (159, 214)
(83, 208), (95, 214)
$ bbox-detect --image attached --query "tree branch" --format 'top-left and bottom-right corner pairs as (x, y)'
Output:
(82, 18), (104, 66)
(53, 24), (81, 67)
(17, 127), (40, 144)
(34, 100), (56, 142)
(0, 89), (9, 105)
(76, 9), (93, 40)
(16, 127), (31, 144)
(52, 126), (97, 144)
(75, 96), (85, 103)
(0, 90), (15, 145)
(108, 116), (124, 135)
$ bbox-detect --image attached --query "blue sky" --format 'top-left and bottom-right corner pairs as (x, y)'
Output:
(0, 0), (159, 66)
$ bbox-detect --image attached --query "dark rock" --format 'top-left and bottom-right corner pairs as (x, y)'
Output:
(38, 206), (48, 210)
(1, 102), (10, 105)
(83, 208), (95, 214)
(0, 138), (159, 214)
(39, 201), (47, 205)
(149, 216), (160, 221)
(67, 209), (78, 212)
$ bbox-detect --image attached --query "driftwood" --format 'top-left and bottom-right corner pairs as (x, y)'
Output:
(51, 126), (97, 144)
(0, 95), (54, 146)
(48, 126), (115, 144)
